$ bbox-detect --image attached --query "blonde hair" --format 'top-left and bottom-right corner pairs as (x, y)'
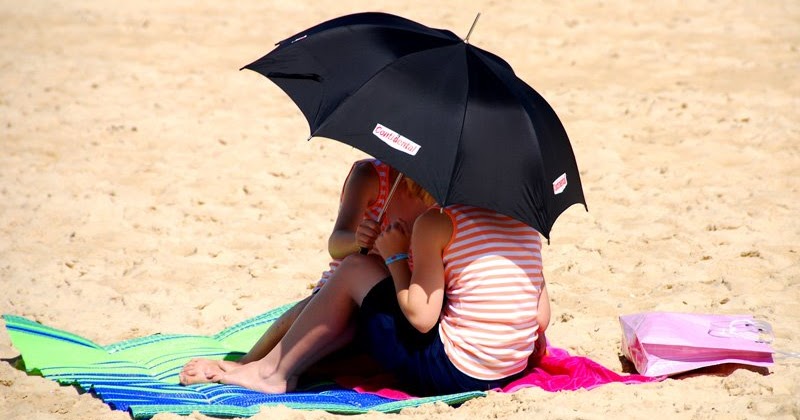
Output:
(404, 176), (437, 206)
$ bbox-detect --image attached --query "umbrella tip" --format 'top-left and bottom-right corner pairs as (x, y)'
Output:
(464, 13), (481, 43)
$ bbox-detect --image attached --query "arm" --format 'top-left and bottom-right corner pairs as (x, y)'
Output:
(374, 209), (452, 333)
(327, 162), (379, 259)
(532, 277), (551, 359)
(537, 278), (550, 334)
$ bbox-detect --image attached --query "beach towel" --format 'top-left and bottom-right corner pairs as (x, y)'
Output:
(620, 312), (775, 377)
(3, 304), (661, 419)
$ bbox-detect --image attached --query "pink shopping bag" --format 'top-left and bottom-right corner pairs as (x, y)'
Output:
(619, 312), (774, 377)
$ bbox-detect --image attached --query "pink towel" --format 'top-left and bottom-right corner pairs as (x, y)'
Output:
(502, 345), (665, 393)
(340, 345), (664, 399)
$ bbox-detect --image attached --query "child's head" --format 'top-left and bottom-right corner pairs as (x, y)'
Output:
(384, 174), (435, 225)
(403, 176), (436, 207)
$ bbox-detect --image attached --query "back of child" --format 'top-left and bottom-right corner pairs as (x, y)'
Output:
(437, 204), (544, 380)
(360, 201), (547, 395)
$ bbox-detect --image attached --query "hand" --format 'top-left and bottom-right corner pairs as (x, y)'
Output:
(374, 219), (412, 259)
(531, 331), (548, 363)
(356, 219), (381, 251)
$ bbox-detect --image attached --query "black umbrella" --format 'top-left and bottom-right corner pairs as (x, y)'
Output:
(243, 12), (586, 240)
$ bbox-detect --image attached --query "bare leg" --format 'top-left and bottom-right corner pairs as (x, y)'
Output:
(217, 254), (388, 393)
(239, 295), (312, 364)
(179, 295), (312, 385)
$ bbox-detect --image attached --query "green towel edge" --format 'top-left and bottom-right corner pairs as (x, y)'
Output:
(128, 391), (486, 418)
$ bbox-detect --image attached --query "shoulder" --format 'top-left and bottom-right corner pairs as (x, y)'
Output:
(413, 208), (453, 246)
(349, 159), (379, 180)
(344, 160), (380, 193)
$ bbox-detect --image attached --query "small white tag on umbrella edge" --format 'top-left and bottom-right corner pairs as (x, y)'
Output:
(553, 173), (568, 195)
(373, 123), (421, 156)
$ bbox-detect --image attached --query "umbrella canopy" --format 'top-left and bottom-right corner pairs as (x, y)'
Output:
(243, 12), (586, 240)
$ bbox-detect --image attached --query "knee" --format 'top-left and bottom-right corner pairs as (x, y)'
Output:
(336, 254), (387, 279)
(324, 254), (388, 296)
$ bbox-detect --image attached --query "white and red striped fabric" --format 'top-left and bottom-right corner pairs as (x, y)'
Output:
(438, 204), (544, 380)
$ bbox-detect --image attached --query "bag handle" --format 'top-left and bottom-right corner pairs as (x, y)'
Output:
(708, 319), (774, 344)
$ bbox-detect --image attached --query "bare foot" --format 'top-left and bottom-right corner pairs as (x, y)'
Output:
(217, 361), (297, 394)
(179, 358), (241, 385)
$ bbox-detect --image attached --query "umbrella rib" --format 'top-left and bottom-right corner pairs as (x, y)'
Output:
(310, 43), (460, 139)
(459, 47), (546, 231)
(469, 47), (587, 238)
(440, 45), (474, 208)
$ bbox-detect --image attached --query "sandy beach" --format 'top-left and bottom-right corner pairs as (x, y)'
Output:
(1, 1), (799, 419)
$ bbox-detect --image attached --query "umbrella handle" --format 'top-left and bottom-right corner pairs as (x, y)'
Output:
(355, 173), (404, 257)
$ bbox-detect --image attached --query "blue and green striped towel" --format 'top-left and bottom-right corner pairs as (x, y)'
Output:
(2, 304), (484, 418)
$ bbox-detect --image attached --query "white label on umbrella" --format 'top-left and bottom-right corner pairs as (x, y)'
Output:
(373, 124), (421, 156)
(553, 173), (568, 195)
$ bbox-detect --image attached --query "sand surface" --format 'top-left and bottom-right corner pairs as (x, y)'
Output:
(1, 1), (799, 419)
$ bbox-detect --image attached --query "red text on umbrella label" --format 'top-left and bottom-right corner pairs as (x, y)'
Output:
(373, 124), (421, 156)
(553, 173), (568, 195)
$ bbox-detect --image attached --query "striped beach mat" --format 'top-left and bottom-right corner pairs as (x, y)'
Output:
(2, 304), (483, 418)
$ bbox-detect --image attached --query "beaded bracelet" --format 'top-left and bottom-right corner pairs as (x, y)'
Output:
(384, 252), (409, 266)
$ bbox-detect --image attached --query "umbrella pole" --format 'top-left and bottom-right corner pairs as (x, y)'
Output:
(359, 173), (404, 255)
(464, 13), (481, 43)
(376, 172), (404, 222)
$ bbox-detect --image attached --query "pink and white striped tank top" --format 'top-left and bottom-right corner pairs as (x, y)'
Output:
(437, 204), (544, 380)
(313, 159), (391, 291)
